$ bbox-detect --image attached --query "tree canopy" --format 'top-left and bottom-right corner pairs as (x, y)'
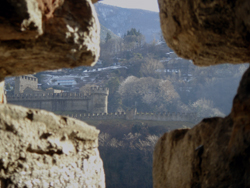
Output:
(124, 28), (142, 37)
(105, 32), (112, 43)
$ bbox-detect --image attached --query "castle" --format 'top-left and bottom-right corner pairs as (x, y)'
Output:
(7, 76), (196, 123)
(14, 75), (39, 95)
(7, 75), (109, 113)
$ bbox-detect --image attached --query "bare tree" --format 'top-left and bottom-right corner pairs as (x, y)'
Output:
(118, 76), (180, 112)
(140, 57), (164, 78)
(158, 80), (180, 104)
(191, 98), (225, 118)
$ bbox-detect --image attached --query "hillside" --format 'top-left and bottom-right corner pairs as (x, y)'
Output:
(95, 3), (161, 42)
(100, 24), (119, 42)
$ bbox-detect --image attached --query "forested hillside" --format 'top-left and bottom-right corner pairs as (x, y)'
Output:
(6, 27), (248, 119)
(85, 28), (248, 188)
(99, 28), (248, 118)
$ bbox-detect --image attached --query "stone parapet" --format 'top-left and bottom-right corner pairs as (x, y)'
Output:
(68, 112), (126, 121)
(66, 112), (197, 122)
(7, 88), (109, 114)
(135, 112), (197, 122)
(8, 93), (90, 101)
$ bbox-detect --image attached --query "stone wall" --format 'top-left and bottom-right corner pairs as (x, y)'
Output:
(7, 87), (109, 113)
(14, 75), (38, 95)
(66, 111), (197, 123)
(89, 87), (109, 113)
(135, 112), (196, 122)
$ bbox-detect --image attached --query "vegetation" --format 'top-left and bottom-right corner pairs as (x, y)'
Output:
(8, 27), (248, 117)
(84, 119), (193, 188)
(98, 28), (249, 117)
(40, 28), (249, 188)
(105, 32), (112, 43)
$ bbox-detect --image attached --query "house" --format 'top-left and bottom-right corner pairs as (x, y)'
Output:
(52, 77), (77, 86)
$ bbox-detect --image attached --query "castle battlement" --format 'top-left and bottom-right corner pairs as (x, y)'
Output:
(7, 92), (90, 100)
(65, 111), (197, 122)
(7, 86), (109, 114)
(19, 75), (37, 81)
(8, 87), (110, 100)
(14, 75), (38, 95)
(10, 75), (108, 114)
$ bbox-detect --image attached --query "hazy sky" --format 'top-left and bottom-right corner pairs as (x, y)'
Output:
(100, 0), (159, 12)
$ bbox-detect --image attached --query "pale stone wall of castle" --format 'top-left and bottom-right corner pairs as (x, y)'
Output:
(14, 75), (38, 95)
(11, 76), (109, 114)
(7, 88), (109, 114)
(89, 87), (109, 113)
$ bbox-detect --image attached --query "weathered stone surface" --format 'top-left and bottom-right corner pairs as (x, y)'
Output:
(0, 0), (100, 81)
(153, 66), (250, 188)
(0, 104), (105, 188)
(156, 1), (250, 186)
(0, 81), (6, 104)
(0, 1), (105, 187)
(158, 0), (250, 66)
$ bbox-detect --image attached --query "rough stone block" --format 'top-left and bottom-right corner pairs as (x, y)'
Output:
(158, 0), (250, 65)
(0, 104), (105, 188)
(0, 0), (100, 81)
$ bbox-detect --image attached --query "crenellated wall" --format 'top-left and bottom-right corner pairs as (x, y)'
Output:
(135, 112), (197, 122)
(7, 87), (109, 113)
(66, 111), (197, 122)
(14, 75), (38, 95)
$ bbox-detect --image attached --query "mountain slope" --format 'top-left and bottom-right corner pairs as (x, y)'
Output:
(100, 24), (119, 42)
(95, 3), (161, 42)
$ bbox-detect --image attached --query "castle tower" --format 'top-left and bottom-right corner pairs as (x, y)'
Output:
(89, 87), (109, 113)
(14, 75), (38, 95)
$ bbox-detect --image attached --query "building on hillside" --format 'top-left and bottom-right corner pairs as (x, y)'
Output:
(51, 77), (77, 86)
(8, 75), (109, 114)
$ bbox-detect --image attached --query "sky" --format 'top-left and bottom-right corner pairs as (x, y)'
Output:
(100, 0), (159, 12)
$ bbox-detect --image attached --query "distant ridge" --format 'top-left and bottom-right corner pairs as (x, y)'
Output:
(95, 3), (161, 42)
(100, 24), (119, 42)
